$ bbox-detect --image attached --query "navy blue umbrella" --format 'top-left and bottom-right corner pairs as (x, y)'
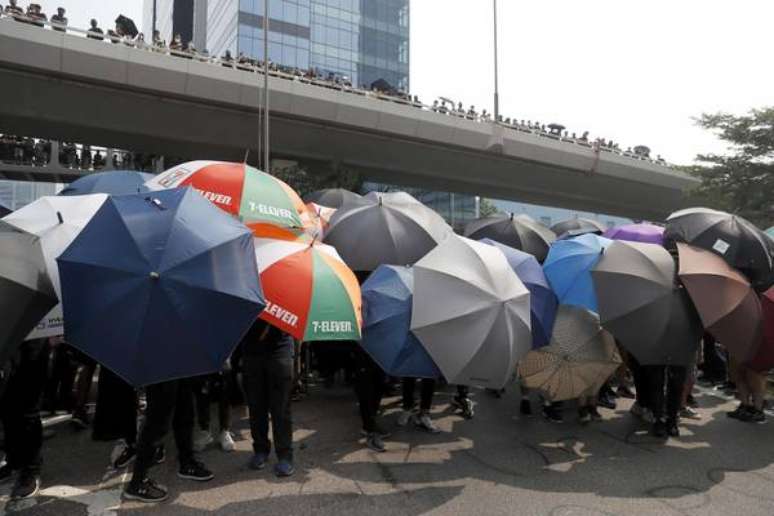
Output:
(59, 171), (154, 196)
(0, 203), (11, 217)
(57, 188), (266, 387)
(361, 265), (441, 378)
(479, 239), (558, 349)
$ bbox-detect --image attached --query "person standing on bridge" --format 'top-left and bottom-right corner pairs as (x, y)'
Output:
(241, 319), (296, 477)
(50, 7), (67, 32)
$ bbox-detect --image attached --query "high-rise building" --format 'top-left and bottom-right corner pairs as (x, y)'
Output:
(143, 0), (208, 50)
(206, 0), (410, 91)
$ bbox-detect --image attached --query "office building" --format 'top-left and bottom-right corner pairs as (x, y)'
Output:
(0, 180), (60, 211)
(143, 0), (208, 50)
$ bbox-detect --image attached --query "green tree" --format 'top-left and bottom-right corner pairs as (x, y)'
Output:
(478, 197), (500, 218)
(689, 107), (774, 228)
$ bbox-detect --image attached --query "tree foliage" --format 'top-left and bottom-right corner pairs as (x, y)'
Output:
(271, 163), (363, 199)
(478, 198), (500, 218)
(689, 107), (774, 228)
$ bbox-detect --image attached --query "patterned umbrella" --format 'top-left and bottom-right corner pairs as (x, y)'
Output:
(518, 305), (621, 402)
(254, 234), (362, 341)
(146, 161), (308, 233)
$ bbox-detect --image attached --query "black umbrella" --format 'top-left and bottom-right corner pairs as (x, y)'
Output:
(303, 188), (363, 209)
(665, 207), (773, 290)
(371, 78), (396, 95)
(464, 213), (556, 263)
(0, 203), (11, 217)
(0, 221), (58, 364)
(551, 218), (606, 238)
(115, 15), (138, 37)
(591, 240), (703, 366)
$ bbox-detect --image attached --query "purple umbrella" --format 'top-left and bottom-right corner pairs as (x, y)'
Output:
(604, 223), (665, 245)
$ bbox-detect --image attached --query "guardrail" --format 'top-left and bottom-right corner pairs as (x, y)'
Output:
(0, 11), (670, 168)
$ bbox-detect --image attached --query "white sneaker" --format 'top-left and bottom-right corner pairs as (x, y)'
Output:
(396, 410), (414, 427)
(415, 412), (440, 434)
(193, 430), (213, 452)
(218, 430), (236, 452)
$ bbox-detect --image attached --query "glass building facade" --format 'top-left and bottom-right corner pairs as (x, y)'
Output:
(206, 0), (409, 91)
(0, 181), (60, 211)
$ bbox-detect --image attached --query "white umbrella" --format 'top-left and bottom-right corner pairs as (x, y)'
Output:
(411, 235), (531, 389)
(3, 194), (108, 338)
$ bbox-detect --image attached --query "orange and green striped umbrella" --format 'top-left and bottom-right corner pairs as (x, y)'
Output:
(254, 235), (362, 341)
(146, 161), (308, 233)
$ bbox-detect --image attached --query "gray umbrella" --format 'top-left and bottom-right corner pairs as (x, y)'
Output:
(324, 191), (452, 272)
(464, 213), (556, 263)
(551, 218), (606, 238)
(0, 221), (58, 363)
(591, 240), (703, 366)
(303, 188), (363, 209)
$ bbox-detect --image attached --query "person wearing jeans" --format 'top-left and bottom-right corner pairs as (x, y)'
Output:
(241, 320), (295, 477)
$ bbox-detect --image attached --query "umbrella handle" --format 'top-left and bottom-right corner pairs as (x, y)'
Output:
(57, 211), (63, 224)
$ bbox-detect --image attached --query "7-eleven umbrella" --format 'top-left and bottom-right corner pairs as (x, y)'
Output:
(3, 194), (108, 338)
(146, 161), (308, 233)
(254, 235), (362, 341)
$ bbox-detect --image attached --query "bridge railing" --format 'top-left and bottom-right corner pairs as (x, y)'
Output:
(0, 11), (669, 168)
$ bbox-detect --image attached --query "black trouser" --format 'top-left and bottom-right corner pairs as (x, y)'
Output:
(194, 374), (232, 432)
(92, 366), (138, 444)
(353, 350), (385, 433)
(71, 351), (96, 417)
(701, 335), (727, 382)
(456, 385), (469, 399)
(402, 378), (435, 412)
(627, 353), (650, 410)
(130, 379), (195, 485)
(646, 365), (687, 422)
(0, 339), (48, 474)
(44, 344), (77, 412)
(242, 354), (294, 461)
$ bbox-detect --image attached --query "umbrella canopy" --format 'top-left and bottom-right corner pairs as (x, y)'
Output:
(464, 213), (556, 263)
(551, 218), (606, 238)
(58, 188), (265, 387)
(749, 288), (774, 371)
(59, 171), (154, 196)
(603, 223), (665, 244)
(303, 189), (362, 209)
(665, 207), (773, 290)
(324, 191), (452, 272)
(0, 203), (11, 217)
(300, 202), (336, 239)
(361, 265), (441, 378)
(411, 235), (531, 389)
(543, 233), (612, 313)
(518, 305), (620, 402)
(479, 238), (558, 349)
(767, 227), (774, 239)
(592, 240), (703, 365)
(3, 194), (109, 339)
(0, 221), (58, 364)
(676, 242), (762, 362)
(254, 235), (361, 341)
(146, 161), (307, 233)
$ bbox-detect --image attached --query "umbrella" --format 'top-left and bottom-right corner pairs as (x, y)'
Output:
(360, 265), (441, 378)
(324, 191), (452, 272)
(3, 194), (109, 339)
(300, 202), (336, 238)
(749, 288), (774, 371)
(603, 223), (665, 244)
(591, 240), (703, 365)
(0, 221), (58, 364)
(0, 203), (11, 217)
(543, 233), (612, 313)
(518, 305), (621, 402)
(676, 243), (762, 362)
(59, 171), (153, 196)
(551, 218), (606, 238)
(767, 227), (774, 239)
(411, 235), (531, 389)
(665, 207), (773, 290)
(58, 188), (265, 387)
(254, 234), (361, 341)
(115, 15), (138, 37)
(303, 189), (362, 209)
(464, 213), (556, 263)
(146, 161), (308, 234)
(478, 238), (558, 348)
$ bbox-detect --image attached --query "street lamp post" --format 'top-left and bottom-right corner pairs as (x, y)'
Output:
(152, 0), (157, 38)
(493, 0), (500, 122)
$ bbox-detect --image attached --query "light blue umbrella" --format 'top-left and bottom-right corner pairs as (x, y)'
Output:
(361, 265), (441, 378)
(543, 234), (612, 313)
(59, 171), (154, 196)
(479, 238), (558, 349)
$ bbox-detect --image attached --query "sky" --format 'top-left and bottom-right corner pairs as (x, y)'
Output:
(32, 0), (774, 165)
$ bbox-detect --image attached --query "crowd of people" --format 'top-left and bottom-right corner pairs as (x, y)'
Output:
(0, 2), (665, 167)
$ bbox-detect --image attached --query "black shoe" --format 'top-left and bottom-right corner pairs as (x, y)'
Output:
(666, 420), (680, 437)
(178, 461), (214, 482)
(153, 445), (166, 465)
(123, 478), (169, 503)
(588, 406), (602, 421)
(686, 394), (698, 408)
(10, 471), (40, 500)
(113, 443), (137, 469)
(597, 393), (616, 410)
(578, 407), (591, 424)
(727, 404), (750, 420)
(543, 405), (563, 423)
(361, 424), (392, 439)
(0, 462), (14, 484)
(71, 409), (91, 430)
(739, 408), (766, 424)
(519, 399), (533, 417)
(652, 420), (667, 438)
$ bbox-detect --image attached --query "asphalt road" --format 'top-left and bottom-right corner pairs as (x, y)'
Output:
(2, 383), (774, 516)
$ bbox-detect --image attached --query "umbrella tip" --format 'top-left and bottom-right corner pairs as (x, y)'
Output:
(509, 212), (514, 220)
(149, 271), (160, 280)
(378, 196), (383, 207)
(57, 211), (63, 224)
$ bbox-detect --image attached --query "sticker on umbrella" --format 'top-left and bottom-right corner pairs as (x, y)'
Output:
(712, 238), (730, 255)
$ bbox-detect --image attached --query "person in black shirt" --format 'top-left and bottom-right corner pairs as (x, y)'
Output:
(87, 19), (104, 40)
(241, 320), (295, 477)
(50, 7), (66, 32)
(4, 0), (23, 17)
